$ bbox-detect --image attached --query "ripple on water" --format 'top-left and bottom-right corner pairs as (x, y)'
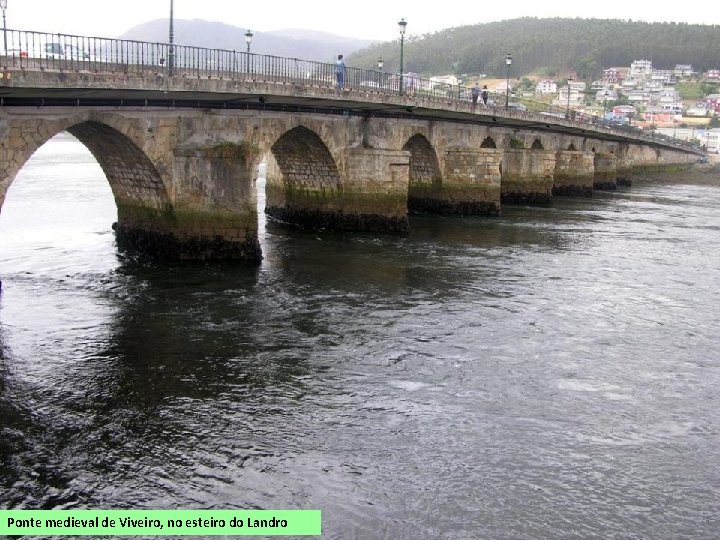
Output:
(1, 137), (720, 537)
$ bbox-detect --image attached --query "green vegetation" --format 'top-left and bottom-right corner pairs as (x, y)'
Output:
(515, 77), (536, 92)
(677, 81), (720, 100)
(348, 18), (720, 80)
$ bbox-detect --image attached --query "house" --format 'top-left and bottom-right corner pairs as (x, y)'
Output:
(628, 90), (650, 104)
(641, 112), (677, 127)
(658, 88), (681, 103)
(429, 74), (459, 87)
(555, 86), (584, 107)
(705, 69), (720, 80)
(651, 70), (674, 84)
(621, 78), (639, 90)
(602, 68), (622, 84)
(674, 64), (693, 78)
(630, 59), (653, 79)
(686, 103), (710, 116)
(595, 88), (617, 102)
(644, 80), (665, 93)
(535, 80), (557, 95)
(613, 105), (637, 116)
(703, 94), (720, 113)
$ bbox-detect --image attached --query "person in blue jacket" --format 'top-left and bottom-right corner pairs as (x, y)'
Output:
(335, 54), (346, 91)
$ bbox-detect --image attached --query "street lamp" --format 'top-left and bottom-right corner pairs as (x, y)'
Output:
(245, 29), (253, 53)
(505, 53), (512, 109)
(244, 29), (253, 73)
(378, 57), (384, 88)
(566, 76), (573, 118)
(0, 0), (7, 55)
(398, 18), (407, 96)
(168, 0), (175, 76)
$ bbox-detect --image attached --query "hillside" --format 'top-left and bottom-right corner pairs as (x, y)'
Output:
(347, 18), (720, 79)
(119, 19), (375, 63)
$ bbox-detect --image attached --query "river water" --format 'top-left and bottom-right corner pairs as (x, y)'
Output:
(1, 133), (719, 539)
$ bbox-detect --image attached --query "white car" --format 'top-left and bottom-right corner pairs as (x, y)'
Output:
(42, 42), (90, 60)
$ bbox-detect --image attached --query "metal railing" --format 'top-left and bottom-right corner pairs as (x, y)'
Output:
(0, 29), (704, 153)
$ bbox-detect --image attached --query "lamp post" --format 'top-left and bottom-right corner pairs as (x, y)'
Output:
(0, 0), (7, 55)
(378, 57), (384, 88)
(398, 18), (407, 96)
(504, 53), (512, 109)
(244, 29), (253, 73)
(566, 76), (573, 118)
(168, 0), (175, 76)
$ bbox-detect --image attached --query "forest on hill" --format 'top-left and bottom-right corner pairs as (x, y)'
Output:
(347, 18), (720, 80)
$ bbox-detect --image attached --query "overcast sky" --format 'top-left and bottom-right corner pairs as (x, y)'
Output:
(7, 0), (720, 41)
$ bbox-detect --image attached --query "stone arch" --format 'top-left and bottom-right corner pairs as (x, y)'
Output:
(1, 119), (172, 227)
(531, 138), (544, 150)
(67, 122), (172, 223)
(402, 134), (442, 213)
(266, 125), (342, 227)
(480, 137), (497, 149)
(270, 126), (340, 190)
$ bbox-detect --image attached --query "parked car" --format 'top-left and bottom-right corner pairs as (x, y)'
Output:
(42, 42), (90, 60)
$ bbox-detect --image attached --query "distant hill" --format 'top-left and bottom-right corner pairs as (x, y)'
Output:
(347, 17), (720, 80)
(119, 19), (375, 63)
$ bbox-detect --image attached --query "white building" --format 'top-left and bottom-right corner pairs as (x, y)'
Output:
(430, 74), (459, 87)
(555, 87), (584, 107)
(651, 70), (674, 84)
(686, 103), (710, 116)
(535, 80), (557, 95)
(630, 59), (653, 79)
(674, 64), (693, 78)
(621, 78), (640, 90)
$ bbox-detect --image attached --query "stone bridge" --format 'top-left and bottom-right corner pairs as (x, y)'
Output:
(0, 55), (702, 263)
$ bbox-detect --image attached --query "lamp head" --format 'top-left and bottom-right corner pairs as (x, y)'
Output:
(398, 18), (407, 36)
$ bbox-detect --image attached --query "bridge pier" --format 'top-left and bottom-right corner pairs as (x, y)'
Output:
(593, 153), (618, 190)
(552, 150), (595, 197)
(409, 147), (501, 215)
(501, 149), (556, 205)
(616, 155), (634, 187)
(115, 142), (262, 262)
(266, 145), (410, 233)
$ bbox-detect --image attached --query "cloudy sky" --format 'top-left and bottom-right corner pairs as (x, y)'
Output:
(6, 0), (720, 41)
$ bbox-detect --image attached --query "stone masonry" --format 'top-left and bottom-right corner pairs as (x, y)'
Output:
(0, 102), (703, 262)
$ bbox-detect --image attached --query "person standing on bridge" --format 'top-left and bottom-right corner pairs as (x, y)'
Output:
(481, 85), (489, 107)
(471, 83), (480, 109)
(335, 54), (346, 93)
